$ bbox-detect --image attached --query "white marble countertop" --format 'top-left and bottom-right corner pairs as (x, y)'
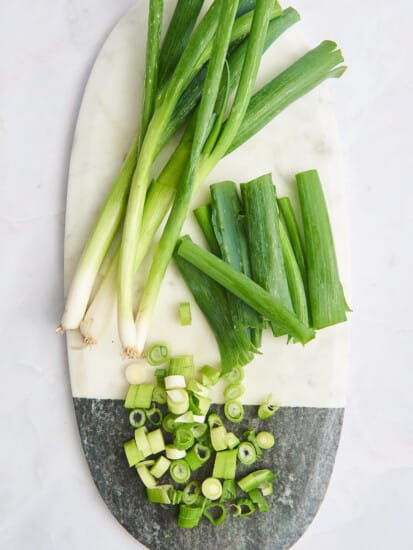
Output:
(1, 1), (412, 549)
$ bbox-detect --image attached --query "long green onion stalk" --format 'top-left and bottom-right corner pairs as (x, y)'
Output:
(134, 0), (274, 356)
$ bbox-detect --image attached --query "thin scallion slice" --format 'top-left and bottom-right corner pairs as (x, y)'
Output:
(129, 408), (146, 428)
(145, 406), (163, 426)
(258, 393), (280, 420)
(162, 413), (178, 433)
(238, 469), (275, 493)
(182, 480), (201, 505)
(224, 400), (244, 423)
(165, 445), (187, 460)
(191, 423), (208, 441)
(179, 302), (192, 326)
(243, 429), (263, 459)
(149, 455), (171, 479)
(136, 464), (156, 488)
(226, 432), (241, 450)
(178, 504), (204, 528)
(168, 355), (194, 383)
(170, 487), (183, 505)
(199, 365), (221, 387)
(256, 431), (275, 449)
(213, 449), (238, 479)
(203, 503), (227, 526)
(202, 477), (222, 501)
(207, 413), (224, 429)
(185, 443), (211, 471)
(248, 489), (269, 512)
(167, 389), (189, 415)
(296, 169), (348, 328)
(146, 485), (172, 505)
(124, 439), (144, 467)
(260, 480), (273, 496)
(210, 426), (228, 451)
(232, 498), (255, 517)
(224, 383), (245, 400)
(147, 429), (165, 454)
(170, 459), (191, 484)
(165, 375), (186, 390)
(147, 343), (170, 365)
(152, 386), (167, 404)
(220, 479), (237, 502)
(135, 427), (152, 458)
(237, 441), (257, 465)
(174, 428), (195, 451)
(223, 366), (244, 384)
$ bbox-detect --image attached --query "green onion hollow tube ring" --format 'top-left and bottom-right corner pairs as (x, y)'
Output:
(223, 366), (244, 384)
(258, 393), (280, 420)
(162, 413), (178, 433)
(237, 441), (257, 465)
(219, 479), (237, 502)
(201, 477), (223, 501)
(145, 406), (163, 426)
(174, 427), (195, 451)
(232, 498), (255, 517)
(129, 408), (146, 428)
(207, 413), (224, 429)
(149, 455), (171, 478)
(177, 504), (204, 528)
(224, 400), (244, 423)
(182, 480), (201, 505)
(203, 503), (227, 526)
(170, 459), (191, 484)
(224, 383), (245, 400)
(256, 431), (275, 449)
(147, 343), (170, 365)
(170, 487), (183, 505)
(179, 302), (192, 325)
(185, 443), (211, 471)
(152, 386), (167, 404)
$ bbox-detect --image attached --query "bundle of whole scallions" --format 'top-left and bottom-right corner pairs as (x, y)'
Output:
(59, 0), (346, 358)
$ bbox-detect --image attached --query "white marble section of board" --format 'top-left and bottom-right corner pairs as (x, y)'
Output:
(65, 2), (349, 407)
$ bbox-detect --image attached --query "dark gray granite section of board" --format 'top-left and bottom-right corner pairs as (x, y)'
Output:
(73, 399), (344, 550)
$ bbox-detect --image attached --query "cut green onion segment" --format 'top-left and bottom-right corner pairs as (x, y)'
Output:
(238, 469), (275, 493)
(170, 459), (191, 484)
(202, 477), (223, 501)
(213, 449), (238, 480)
(224, 383), (245, 400)
(146, 484), (172, 504)
(147, 343), (170, 365)
(203, 503), (227, 526)
(232, 498), (255, 517)
(179, 302), (192, 326)
(237, 441), (257, 465)
(256, 431), (275, 449)
(149, 455), (171, 479)
(182, 480), (201, 505)
(258, 393), (281, 420)
(174, 427), (195, 451)
(224, 400), (244, 423)
(129, 408), (146, 428)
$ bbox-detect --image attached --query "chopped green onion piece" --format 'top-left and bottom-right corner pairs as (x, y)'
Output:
(169, 487), (183, 505)
(213, 449), (238, 479)
(133, 384), (155, 409)
(136, 464), (156, 488)
(238, 469), (275, 493)
(187, 380), (211, 398)
(179, 302), (192, 326)
(258, 394), (280, 420)
(167, 388), (189, 415)
(146, 485), (172, 504)
(145, 406), (163, 426)
(232, 498), (255, 517)
(210, 426), (228, 451)
(189, 393), (212, 416)
(223, 366), (244, 384)
(124, 385), (138, 409)
(129, 408), (146, 428)
(191, 423), (208, 441)
(224, 400), (244, 423)
(154, 368), (167, 388)
(237, 441), (257, 465)
(256, 431), (275, 449)
(224, 383), (245, 400)
(135, 427), (152, 458)
(260, 480), (273, 496)
(152, 386), (167, 404)
(296, 169), (348, 328)
(201, 477), (222, 501)
(147, 429), (165, 455)
(203, 502), (227, 526)
(175, 411), (195, 424)
(248, 488), (269, 512)
(178, 504), (203, 528)
(165, 374), (186, 389)
(165, 445), (187, 460)
(207, 413), (224, 429)
(147, 343), (170, 366)
(162, 413), (178, 433)
(182, 480), (201, 505)
(226, 432), (241, 449)
(220, 479), (237, 502)
(243, 429), (263, 459)
(174, 427), (195, 451)
(199, 365), (221, 387)
(123, 439), (144, 467)
(149, 455), (171, 479)
(185, 443), (211, 471)
(170, 459), (191, 484)
(168, 355), (194, 383)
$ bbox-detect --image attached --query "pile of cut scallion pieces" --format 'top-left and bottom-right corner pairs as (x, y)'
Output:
(123, 345), (280, 528)
(59, 0), (347, 360)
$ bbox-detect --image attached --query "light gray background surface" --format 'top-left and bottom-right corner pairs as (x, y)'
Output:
(1, 1), (412, 549)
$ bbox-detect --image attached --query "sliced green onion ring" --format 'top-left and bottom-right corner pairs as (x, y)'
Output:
(147, 343), (170, 365)
(219, 479), (237, 502)
(256, 431), (275, 449)
(149, 455), (171, 478)
(203, 503), (227, 525)
(224, 400), (244, 423)
(237, 441), (257, 465)
(224, 383), (245, 400)
(199, 365), (221, 386)
(179, 302), (192, 325)
(170, 459), (191, 484)
(232, 498), (255, 517)
(162, 413), (178, 433)
(174, 427), (195, 450)
(223, 366), (244, 384)
(201, 477), (222, 500)
(152, 386), (167, 404)
(207, 413), (224, 429)
(146, 485), (172, 504)
(258, 393), (280, 420)
(129, 408), (146, 428)
(145, 406), (163, 426)
(185, 443), (211, 471)
(210, 426), (228, 451)
(182, 480), (201, 505)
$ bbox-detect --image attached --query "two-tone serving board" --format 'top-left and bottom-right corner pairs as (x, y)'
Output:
(64, 2), (349, 548)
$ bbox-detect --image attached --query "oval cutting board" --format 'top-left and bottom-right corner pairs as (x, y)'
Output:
(64, 2), (349, 549)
